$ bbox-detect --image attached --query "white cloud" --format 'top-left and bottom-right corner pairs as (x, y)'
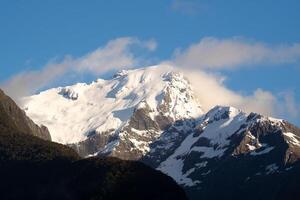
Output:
(76, 37), (157, 74)
(171, 67), (277, 116)
(278, 91), (299, 119)
(162, 65), (299, 119)
(168, 37), (300, 118)
(76, 37), (137, 74)
(171, 0), (204, 15)
(1, 60), (71, 103)
(140, 38), (157, 51)
(1, 37), (156, 102)
(173, 37), (300, 69)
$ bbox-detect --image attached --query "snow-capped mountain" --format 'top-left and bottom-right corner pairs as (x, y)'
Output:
(141, 104), (300, 199)
(22, 65), (300, 200)
(23, 65), (203, 158)
(146, 106), (300, 185)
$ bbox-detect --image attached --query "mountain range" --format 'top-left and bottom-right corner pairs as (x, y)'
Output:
(13, 65), (300, 199)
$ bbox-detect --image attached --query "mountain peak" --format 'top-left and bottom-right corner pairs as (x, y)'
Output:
(23, 65), (202, 144)
(204, 105), (244, 120)
(113, 69), (129, 78)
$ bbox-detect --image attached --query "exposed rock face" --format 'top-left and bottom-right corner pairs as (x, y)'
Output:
(69, 129), (117, 157)
(129, 102), (161, 131)
(150, 106), (300, 199)
(75, 71), (201, 159)
(0, 89), (51, 141)
(58, 87), (78, 100)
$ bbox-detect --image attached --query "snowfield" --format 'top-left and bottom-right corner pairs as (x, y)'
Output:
(22, 65), (203, 144)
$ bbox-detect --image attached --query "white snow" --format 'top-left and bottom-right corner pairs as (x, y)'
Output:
(157, 157), (200, 187)
(158, 106), (248, 186)
(244, 131), (262, 152)
(246, 144), (257, 151)
(250, 146), (274, 156)
(268, 117), (283, 124)
(283, 132), (300, 146)
(196, 106), (247, 149)
(22, 65), (203, 144)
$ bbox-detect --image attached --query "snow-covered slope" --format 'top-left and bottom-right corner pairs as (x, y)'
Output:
(23, 65), (203, 148)
(143, 105), (300, 194)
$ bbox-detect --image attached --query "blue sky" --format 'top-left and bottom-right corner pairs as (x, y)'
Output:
(0, 0), (300, 125)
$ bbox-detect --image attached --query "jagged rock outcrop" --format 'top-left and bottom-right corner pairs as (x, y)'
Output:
(151, 106), (300, 199)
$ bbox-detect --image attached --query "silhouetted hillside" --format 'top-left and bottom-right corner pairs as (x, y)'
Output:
(0, 89), (51, 140)
(0, 157), (187, 200)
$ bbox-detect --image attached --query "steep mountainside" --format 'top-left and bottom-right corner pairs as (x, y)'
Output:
(0, 89), (51, 140)
(145, 106), (300, 199)
(0, 89), (187, 200)
(23, 65), (300, 199)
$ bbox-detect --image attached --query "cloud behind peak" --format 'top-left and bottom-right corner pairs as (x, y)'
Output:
(173, 37), (300, 70)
